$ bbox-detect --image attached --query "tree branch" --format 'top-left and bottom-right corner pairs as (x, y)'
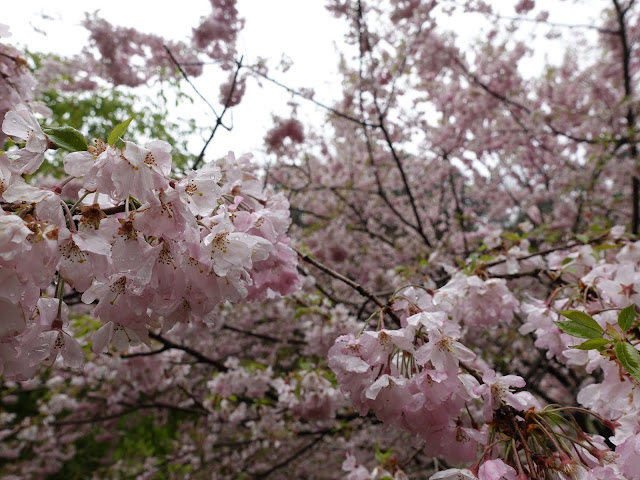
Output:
(294, 246), (402, 326)
(242, 63), (379, 128)
(148, 332), (228, 371)
(251, 433), (327, 478)
(163, 44), (226, 125)
(192, 56), (244, 169)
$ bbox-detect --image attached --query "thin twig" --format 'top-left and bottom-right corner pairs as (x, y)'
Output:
(452, 56), (597, 145)
(163, 45), (225, 124)
(51, 407), (140, 426)
(149, 332), (228, 371)
(192, 56), (244, 169)
(294, 246), (401, 326)
(223, 325), (306, 345)
(242, 63), (380, 128)
(612, 0), (639, 234)
(440, 0), (619, 34)
(374, 96), (432, 248)
(251, 433), (326, 478)
(120, 345), (170, 359)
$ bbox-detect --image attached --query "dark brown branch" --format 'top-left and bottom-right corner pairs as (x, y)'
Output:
(163, 44), (227, 126)
(176, 384), (206, 411)
(612, 0), (639, 234)
(437, 234), (608, 285)
(353, 0), (433, 249)
(381, 19), (427, 117)
(441, 0), (619, 35)
(290, 206), (332, 222)
(452, 56), (597, 145)
(485, 235), (607, 269)
(120, 345), (169, 359)
(325, 187), (397, 248)
(489, 269), (542, 280)
(251, 433), (326, 478)
(192, 56), (244, 170)
(223, 324), (306, 345)
(374, 98), (432, 248)
(634, 176), (639, 235)
(51, 407), (140, 426)
(101, 204), (126, 215)
(294, 247), (402, 326)
(132, 400), (206, 415)
(148, 332), (228, 371)
(352, 125), (426, 244)
(297, 265), (346, 306)
(242, 64), (379, 128)
(442, 150), (469, 256)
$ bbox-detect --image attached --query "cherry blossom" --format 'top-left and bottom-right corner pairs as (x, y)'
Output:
(430, 469), (477, 480)
(474, 370), (539, 421)
(6, 0), (640, 477)
(1, 104), (47, 174)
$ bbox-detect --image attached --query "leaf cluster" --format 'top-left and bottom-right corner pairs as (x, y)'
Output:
(557, 306), (640, 382)
(35, 86), (200, 177)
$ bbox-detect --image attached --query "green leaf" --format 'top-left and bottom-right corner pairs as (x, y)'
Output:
(503, 232), (520, 242)
(618, 305), (636, 332)
(294, 381), (302, 400)
(570, 338), (611, 350)
(463, 254), (478, 275)
(614, 341), (640, 383)
(606, 324), (624, 342)
(374, 444), (392, 464)
(593, 243), (617, 252)
(107, 117), (134, 145)
(544, 411), (567, 426)
(576, 234), (589, 243)
(43, 127), (88, 152)
(293, 307), (310, 320)
(557, 320), (604, 339)
(558, 311), (603, 335)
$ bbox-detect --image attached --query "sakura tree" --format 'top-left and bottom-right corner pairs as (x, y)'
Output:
(3, 0), (640, 479)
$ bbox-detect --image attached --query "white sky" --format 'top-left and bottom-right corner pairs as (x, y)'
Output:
(8, 1), (603, 163)
(9, 1), (349, 162)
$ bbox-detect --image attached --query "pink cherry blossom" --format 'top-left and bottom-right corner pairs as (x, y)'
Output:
(430, 469), (478, 480)
(2, 104), (47, 174)
(475, 370), (539, 421)
(478, 459), (517, 480)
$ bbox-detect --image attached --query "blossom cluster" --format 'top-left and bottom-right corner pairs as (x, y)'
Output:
(520, 240), (640, 478)
(328, 255), (640, 477)
(5, 0), (640, 475)
(328, 306), (538, 465)
(0, 104), (301, 380)
(422, 273), (519, 330)
(0, 28), (45, 147)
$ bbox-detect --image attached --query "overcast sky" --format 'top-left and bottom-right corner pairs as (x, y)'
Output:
(8, 1), (602, 162)
(9, 1), (348, 161)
